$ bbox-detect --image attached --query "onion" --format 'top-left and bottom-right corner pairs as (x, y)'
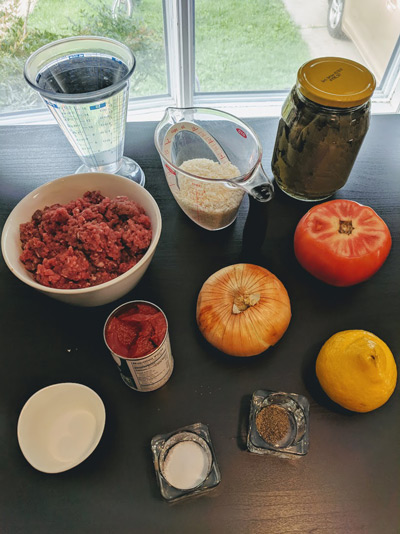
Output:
(196, 264), (291, 357)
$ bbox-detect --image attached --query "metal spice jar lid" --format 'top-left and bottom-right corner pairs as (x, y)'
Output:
(296, 56), (376, 108)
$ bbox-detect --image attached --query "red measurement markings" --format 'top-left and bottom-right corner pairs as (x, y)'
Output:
(165, 164), (176, 175)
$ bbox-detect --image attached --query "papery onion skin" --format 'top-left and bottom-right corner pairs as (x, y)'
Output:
(196, 264), (291, 357)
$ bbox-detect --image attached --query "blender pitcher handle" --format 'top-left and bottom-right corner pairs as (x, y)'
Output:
(236, 163), (274, 202)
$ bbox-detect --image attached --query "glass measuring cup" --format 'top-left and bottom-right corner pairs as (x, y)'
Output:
(154, 107), (274, 231)
(24, 36), (145, 185)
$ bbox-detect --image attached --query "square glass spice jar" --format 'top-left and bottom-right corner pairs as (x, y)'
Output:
(247, 389), (310, 458)
(151, 422), (221, 502)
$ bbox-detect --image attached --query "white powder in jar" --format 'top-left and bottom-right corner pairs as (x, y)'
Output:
(163, 439), (211, 490)
(175, 158), (244, 230)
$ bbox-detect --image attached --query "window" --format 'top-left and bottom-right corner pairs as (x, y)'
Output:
(1, 0), (399, 124)
(0, 0), (168, 118)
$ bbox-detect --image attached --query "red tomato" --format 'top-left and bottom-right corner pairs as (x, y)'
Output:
(294, 199), (392, 287)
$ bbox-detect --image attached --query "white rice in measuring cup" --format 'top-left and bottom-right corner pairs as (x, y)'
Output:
(176, 158), (244, 230)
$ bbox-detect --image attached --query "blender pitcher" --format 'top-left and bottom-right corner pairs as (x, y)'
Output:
(24, 36), (145, 185)
(154, 107), (274, 231)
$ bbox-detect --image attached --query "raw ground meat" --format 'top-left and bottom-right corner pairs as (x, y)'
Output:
(19, 191), (152, 289)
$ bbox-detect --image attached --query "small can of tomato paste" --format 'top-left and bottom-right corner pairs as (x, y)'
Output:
(104, 300), (174, 392)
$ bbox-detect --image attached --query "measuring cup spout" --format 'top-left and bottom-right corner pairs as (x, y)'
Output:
(162, 107), (174, 122)
(235, 164), (274, 202)
(162, 106), (191, 125)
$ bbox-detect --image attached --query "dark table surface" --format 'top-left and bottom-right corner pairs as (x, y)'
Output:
(0, 115), (399, 534)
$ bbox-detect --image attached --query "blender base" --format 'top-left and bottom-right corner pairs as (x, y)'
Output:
(75, 156), (146, 186)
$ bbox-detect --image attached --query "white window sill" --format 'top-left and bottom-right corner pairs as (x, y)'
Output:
(0, 87), (399, 126)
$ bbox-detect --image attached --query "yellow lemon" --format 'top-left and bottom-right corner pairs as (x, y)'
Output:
(316, 330), (397, 412)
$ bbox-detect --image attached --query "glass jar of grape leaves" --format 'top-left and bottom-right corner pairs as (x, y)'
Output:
(271, 57), (376, 201)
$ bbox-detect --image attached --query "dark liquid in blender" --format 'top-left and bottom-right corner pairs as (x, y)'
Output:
(36, 54), (129, 94)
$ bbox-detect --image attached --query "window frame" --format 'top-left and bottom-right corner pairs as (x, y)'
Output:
(1, 0), (399, 126)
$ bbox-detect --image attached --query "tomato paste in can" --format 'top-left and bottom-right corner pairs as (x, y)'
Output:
(104, 301), (174, 392)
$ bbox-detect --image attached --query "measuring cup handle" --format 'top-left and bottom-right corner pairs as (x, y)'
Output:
(249, 182), (274, 202)
(237, 164), (274, 202)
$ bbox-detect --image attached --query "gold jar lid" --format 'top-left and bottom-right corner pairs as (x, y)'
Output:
(296, 57), (376, 108)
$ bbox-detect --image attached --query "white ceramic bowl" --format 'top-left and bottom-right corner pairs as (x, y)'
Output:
(17, 383), (106, 474)
(1, 172), (162, 307)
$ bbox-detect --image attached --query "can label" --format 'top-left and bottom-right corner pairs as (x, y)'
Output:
(124, 333), (174, 392)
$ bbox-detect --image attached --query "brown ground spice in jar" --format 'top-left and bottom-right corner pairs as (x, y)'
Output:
(255, 404), (291, 445)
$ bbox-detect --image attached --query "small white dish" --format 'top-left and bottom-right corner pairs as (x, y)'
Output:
(17, 383), (106, 473)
